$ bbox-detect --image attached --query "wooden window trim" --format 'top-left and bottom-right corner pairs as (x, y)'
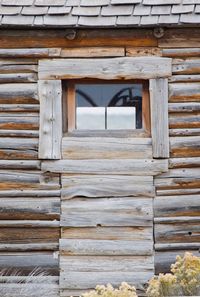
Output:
(63, 79), (151, 138)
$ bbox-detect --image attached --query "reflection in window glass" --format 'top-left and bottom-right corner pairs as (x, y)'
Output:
(75, 84), (142, 130)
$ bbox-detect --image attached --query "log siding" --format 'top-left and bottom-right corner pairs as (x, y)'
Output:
(0, 28), (199, 296)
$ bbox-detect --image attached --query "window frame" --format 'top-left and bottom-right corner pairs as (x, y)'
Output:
(38, 56), (172, 159)
(63, 79), (151, 138)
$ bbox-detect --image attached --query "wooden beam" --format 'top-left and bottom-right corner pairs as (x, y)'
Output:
(38, 57), (172, 80)
(0, 29), (157, 48)
(39, 80), (62, 159)
(150, 78), (169, 158)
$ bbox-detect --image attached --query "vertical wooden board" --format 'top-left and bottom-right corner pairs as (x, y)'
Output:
(38, 80), (62, 159)
(150, 78), (169, 159)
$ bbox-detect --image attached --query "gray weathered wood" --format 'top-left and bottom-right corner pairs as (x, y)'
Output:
(169, 75), (200, 83)
(0, 160), (40, 169)
(60, 256), (154, 272)
(154, 195), (200, 217)
(0, 130), (39, 138)
(169, 157), (200, 168)
(42, 159), (168, 175)
(170, 136), (200, 157)
(169, 128), (200, 137)
(0, 83), (38, 104)
(62, 137), (153, 159)
(61, 226), (152, 241)
(150, 78), (169, 158)
(0, 137), (38, 159)
(61, 197), (153, 227)
(168, 102), (200, 113)
(155, 242), (200, 251)
(169, 83), (200, 102)
(155, 221), (200, 243)
(163, 48), (200, 58)
(60, 239), (153, 256)
(0, 189), (60, 197)
(39, 80), (62, 159)
(38, 57), (172, 80)
(172, 59), (200, 75)
(62, 175), (154, 199)
(0, 220), (60, 227)
(0, 197), (60, 220)
(0, 73), (37, 83)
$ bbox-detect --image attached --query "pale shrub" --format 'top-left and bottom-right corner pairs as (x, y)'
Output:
(147, 252), (200, 297)
(82, 282), (137, 297)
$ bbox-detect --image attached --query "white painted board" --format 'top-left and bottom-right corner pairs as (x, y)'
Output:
(76, 107), (105, 130)
(107, 107), (136, 130)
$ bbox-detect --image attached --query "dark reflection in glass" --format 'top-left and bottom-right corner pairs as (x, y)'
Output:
(75, 84), (143, 129)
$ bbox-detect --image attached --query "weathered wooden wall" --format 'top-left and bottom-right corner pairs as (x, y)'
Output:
(0, 28), (199, 296)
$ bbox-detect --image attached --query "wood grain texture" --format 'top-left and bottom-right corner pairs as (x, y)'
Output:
(172, 59), (200, 75)
(163, 48), (200, 58)
(0, 252), (58, 275)
(38, 57), (172, 80)
(169, 157), (200, 169)
(62, 175), (154, 199)
(61, 226), (152, 241)
(62, 137), (152, 159)
(0, 29), (157, 48)
(169, 128), (200, 137)
(155, 220), (200, 243)
(61, 47), (125, 57)
(126, 47), (162, 57)
(169, 83), (200, 102)
(0, 83), (38, 104)
(154, 195), (200, 217)
(61, 197), (153, 227)
(42, 159), (168, 175)
(0, 197), (60, 220)
(60, 239), (153, 256)
(0, 170), (60, 190)
(60, 256), (154, 289)
(159, 28), (200, 48)
(60, 271), (153, 290)
(169, 75), (200, 83)
(168, 102), (200, 113)
(150, 78), (169, 158)
(0, 73), (37, 83)
(0, 227), (59, 244)
(39, 80), (62, 159)
(0, 138), (38, 159)
(170, 136), (200, 157)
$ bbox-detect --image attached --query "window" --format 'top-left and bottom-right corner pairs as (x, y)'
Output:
(63, 80), (150, 136)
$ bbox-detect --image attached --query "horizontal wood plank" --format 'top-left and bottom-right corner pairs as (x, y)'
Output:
(62, 175), (154, 199)
(169, 83), (200, 102)
(61, 226), (152, 241)
(60, 239), (153, 256)
(62, 137), (152, 159)
(61, 197), (153, 227)
(154, 195), (200, 217)
(42, 159), (168, 175)
(61, 47), (125, 57)
(0, 83), (38, 104)
(172, 59), (200, 75)
(170, 136), (200, 157)
(0, 197), (60, 220)
(38, 57), (172, 80)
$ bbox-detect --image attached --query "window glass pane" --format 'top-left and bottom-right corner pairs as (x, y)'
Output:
(75, 83), (142, 130)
